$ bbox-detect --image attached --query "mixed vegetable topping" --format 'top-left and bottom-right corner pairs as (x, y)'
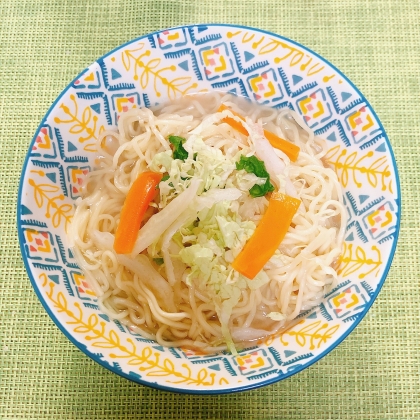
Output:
(112, 104), (302, 352)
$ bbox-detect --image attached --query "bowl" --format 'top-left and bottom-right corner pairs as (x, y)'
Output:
(18, 24), (400, 393)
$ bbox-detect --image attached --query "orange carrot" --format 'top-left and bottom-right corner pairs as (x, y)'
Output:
(113, 171), (163, 254)
(218, 104), (300, 162)
(231, 192), (301, 279)
(262, 131), (300, 162)
(218, 104), (249, 137)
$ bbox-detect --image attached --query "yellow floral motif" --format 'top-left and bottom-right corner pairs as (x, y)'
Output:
(280, 320), (340, 350)
(121, 43), (200, 100)
(54, 94), (104, 152)
(226, 30), (328, 78)
(29, 172), (72, 230)
(338, 243), (382, 279)
(40, 273), (48, 287)
(44, 280), (229, 386)
(324, 145), (392, 191)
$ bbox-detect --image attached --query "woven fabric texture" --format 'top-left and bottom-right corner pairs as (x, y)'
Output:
(1, 0), (419, 419)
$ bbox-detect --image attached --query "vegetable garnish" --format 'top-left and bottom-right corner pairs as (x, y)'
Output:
(153, 257), (164, 265)
(113, 171), (163, 254)
(168, 135), (189, 161)
(236, 155), (275, 197)
(218, 104), (300, 162)
(218, 106), (249, 137)
(262, 131), (300, 162)
(231, 192), (301, 279)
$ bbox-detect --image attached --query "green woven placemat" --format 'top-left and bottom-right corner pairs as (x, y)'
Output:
(1, 0), (419, 419)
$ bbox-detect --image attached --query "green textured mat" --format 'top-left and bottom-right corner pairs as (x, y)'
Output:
(1, 0), (419, 419)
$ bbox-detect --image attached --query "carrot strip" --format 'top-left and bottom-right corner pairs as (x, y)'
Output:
(231, 192), (301, 279)
(261, 130), (300, 162)
(218, 104), (249, 137)
(218, 104), (300, 162)
(113, 171), (163, 254)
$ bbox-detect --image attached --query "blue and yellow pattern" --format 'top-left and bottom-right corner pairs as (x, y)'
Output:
(17, 24), (400, 394)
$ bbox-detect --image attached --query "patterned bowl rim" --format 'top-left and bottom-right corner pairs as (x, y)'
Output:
(17, 23), (401, 394)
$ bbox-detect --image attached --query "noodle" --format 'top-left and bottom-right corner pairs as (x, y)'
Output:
(69, 93), (345, 353)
